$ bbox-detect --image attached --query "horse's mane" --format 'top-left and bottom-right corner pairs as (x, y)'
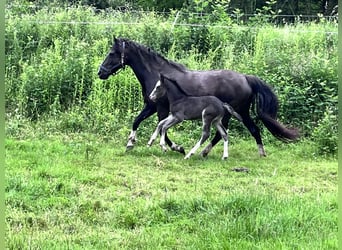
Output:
(119, 38), (187, 73)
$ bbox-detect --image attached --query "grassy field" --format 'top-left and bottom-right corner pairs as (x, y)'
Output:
(5, 130), (337, 249)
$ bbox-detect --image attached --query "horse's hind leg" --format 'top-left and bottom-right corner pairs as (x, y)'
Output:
(241, 114), (266, 156)
(185, 119), (211, 160)
(201, 114), (230, 157)
(215, 121), (229, 160)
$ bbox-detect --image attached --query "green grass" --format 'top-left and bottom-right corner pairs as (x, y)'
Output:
(5, 132), (337, 249)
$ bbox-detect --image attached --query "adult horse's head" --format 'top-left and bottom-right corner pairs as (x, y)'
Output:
(98, 38), (127, 79)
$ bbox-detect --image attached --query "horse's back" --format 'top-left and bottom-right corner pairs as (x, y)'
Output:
(180, 70), (252, 107)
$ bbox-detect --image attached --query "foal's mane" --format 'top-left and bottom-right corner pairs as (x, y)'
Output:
(161, 74), (192, 97)
(120, 38), (187, 73)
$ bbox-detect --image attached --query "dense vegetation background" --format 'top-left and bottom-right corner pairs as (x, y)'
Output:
(18, 0), (338, 16)
(5, 0), (338, 154)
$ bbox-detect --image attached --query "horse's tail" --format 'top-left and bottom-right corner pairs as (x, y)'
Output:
(245, 75), (299, 142)
(223, 103), (243, 122)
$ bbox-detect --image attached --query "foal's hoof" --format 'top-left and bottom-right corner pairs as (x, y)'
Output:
(179, 147), (186, 155)
(200, 151), (208, 158)
(171, 145), (186, 155)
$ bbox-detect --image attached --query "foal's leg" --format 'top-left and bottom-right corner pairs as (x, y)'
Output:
(184, 118), (212, 160)
(127, 103), (156, 150)
(159, 115), (181, 152)
(201, 114), (230, 157)
(215, 121), (229, 160)
(148, 118), (168, 147)
(157, 106), (185, 155)
(147, 115), (181, 152)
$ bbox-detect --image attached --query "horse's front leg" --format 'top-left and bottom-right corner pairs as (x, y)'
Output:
(127, 104), (156, 150)
(157, 106), (185, 155)
(185, 120), (211, 159)
(147, 127), (160, 147)
(159, 115), (181, 152)
(147, 119), (167, 147)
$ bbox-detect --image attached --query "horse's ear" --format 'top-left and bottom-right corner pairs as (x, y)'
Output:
(113, 36), (117, 43)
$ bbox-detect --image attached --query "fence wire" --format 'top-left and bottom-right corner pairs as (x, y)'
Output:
(11, 19), (337, 35)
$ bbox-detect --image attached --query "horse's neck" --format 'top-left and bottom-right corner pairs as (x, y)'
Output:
(165, 81), (187, 104)
(128, 56), (157, 94)
(127, 46), (186, 95)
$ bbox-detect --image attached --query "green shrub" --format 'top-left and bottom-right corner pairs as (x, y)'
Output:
(311, 107), (337, 155)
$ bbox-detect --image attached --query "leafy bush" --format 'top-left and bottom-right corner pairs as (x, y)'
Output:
(311, 107), (338, 155)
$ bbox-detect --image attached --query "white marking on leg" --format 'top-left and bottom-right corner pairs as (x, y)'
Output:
(258, 144), (266, 156)
(185, 117), (211, 159)
(171, 142), (178, 150)
(215, 122), (229, 160)
(222, 140), (228, 160)
(184, 140), (202, 159)
(148, 126), (161, 146)
(128, 130), (137, 140)
(159, 129), (168, 151)
(126, 130), (137, 149)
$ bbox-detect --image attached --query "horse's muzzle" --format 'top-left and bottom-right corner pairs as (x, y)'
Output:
(149, 94), (157, 102)
(98, 63), (125, 79)
(98, 65), (110, 79)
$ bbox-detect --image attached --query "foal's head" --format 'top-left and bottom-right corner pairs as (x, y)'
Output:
(149, 75), (167, 102)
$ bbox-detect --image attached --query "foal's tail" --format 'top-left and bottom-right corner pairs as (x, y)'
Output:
(245, 75), (299, 142)
(223, 103), (243, 122)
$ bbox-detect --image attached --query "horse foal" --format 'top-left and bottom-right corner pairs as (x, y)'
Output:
(148, 75), (241, 160)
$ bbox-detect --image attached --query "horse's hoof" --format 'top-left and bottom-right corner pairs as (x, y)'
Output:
(258, 145), (266, 157)
(126, 145), (134, 151)
(171, 144), (186, 155)
(179, 147), (186, 155)
(200, 152), (208, 158)
(222, 156), (228, 160)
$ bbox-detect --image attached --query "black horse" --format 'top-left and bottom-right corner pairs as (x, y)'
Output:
(148, 74), (242, 160)
(98, 38), (299, 156)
